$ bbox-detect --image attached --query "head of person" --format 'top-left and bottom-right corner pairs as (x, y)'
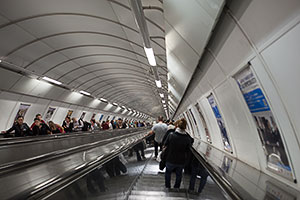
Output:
(177, 118), (187, 130)
(34, 117), (41, 126)
(91, 119), (96, 125)
(48, 121), (56, 130)
(157, 116), (163, 122)
(36, 114), (42, 120)
(16, 116), (24, 125)
(72, 117), (77, 123)
(118, 118), (122, 124)
(65, 116), (71, 123)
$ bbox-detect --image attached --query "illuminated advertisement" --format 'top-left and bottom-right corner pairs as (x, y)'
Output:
(14, 103), (31, 122)
(234, 66), (292, 180)
(189, 108), (200, 137)
(45, 107), (56, 122)
(207, 94), (232, 152)
(195, 103), (211, 143)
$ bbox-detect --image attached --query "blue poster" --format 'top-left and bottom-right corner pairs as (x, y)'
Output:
(207, 94), (232, 152)
(235, 67), (292, 180)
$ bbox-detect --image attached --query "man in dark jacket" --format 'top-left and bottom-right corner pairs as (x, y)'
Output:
(32, 118), (52, 135)
(164, 118), (192, 189)
(1, 116), (32, 137)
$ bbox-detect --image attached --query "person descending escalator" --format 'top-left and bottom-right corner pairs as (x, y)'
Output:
(164, 118), (192, 190)
(1, 116), (32, 137)
(188, 153), (209, 195)
(148, 116), (168, 158)
(48, 121), (65, 134)
(62, 116), (74, 133)
(30, 114), (46, 129)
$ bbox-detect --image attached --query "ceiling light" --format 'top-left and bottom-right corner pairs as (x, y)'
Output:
(112, 103), (118, 106)
(144, 47), (156, 66)
(155, 80), (162, 88)
(122, 106), (126, 109)
(162, 100), (166, 104)
(79, 90), (90, 96)
(100, 98), (107, 102)
(0, 59), (2, 63)
(159, 93), (164, 98)
(42, 76), (62, 85)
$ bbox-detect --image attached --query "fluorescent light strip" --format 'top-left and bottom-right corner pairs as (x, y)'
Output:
(159, 93), (164, 98)
(79, 90), (90, 96)
(100, 98), (107, 102)
(144, 47), (156, 66)
(112, 103), (118, 106)
(155, 80), (162, 88)
(162, 100), (166, 104)
(42, 76), (62, 85)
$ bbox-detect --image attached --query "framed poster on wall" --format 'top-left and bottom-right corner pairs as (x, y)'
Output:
(195, 103), (211, 143)
(66, 110), (73, 118)
(234, 66), (293, 180)
(80, 112), (86, 121)
(207, 94), (232, 153)
(45, 107), (56, 122)
(189, 108), (200, 138)
(14, 103), (31, 122)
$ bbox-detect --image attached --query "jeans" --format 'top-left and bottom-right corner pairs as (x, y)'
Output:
(165, 162), (184, 188)
(154, 140), (162, 157)
(189, 165), (209, 193)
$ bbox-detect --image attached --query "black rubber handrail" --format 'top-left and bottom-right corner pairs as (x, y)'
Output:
(10, 131), (150, 200)
(0, 129), (149, 176)
(0, 127), (148, 146)
(191, 147), (243, 200)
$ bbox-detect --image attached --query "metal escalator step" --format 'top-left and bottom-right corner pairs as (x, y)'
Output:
(131, 190), (187, 197)
(128, 195), (187, 200)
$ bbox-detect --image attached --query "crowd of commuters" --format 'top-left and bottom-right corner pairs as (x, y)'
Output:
(148, 116), (209, 195)
(1, 113), (149, 137)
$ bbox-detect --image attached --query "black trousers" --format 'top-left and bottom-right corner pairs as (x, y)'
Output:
(154, 140), (162, 157)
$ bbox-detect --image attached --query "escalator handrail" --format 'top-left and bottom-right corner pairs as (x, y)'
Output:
(0, 128), (149, 175)
(0, 127), (149, 147)
(191, 147), (243, 200)
(11, 131), (150, 200)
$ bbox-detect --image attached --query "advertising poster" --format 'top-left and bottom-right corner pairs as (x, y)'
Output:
(99, 114), (104, 121)
(186, 111), (195, 135)
(66, 110), (73, 118)
(207, 94), (232, 152)
(106, 115), (110, 121)
(45, 107), (56, 122)
(80, 112), (86, 120)
(14, 103), (31, 122)
(91, 113), (96, 120)
(234, 66), (292, 180)
(189, 108), (200, 137)
(195, 103), (211, 143)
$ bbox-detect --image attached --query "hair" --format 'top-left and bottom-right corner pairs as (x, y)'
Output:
(17, 116), (24, 119)
(48, 121), (56, 129)
(177, 118), (187, 130)
(65, 116), (71, 120)
(36, 114), (41, 118)
(158, 116), (163, 121)
(34, 117), (40, 121)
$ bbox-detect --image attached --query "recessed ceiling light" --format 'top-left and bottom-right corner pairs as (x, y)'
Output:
(79, 90), (90, 96)
(42, 76), (62, 85)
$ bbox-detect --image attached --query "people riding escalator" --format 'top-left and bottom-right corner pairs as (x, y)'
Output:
(32, 117), (52, 135)
(164, 118), (192, 190)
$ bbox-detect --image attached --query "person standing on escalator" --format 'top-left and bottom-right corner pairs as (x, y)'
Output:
(148, 116), (168, 158)
(1, 116), (32, 137)
(164, 118), (192, 190)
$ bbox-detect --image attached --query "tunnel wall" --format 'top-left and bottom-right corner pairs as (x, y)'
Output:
(0, 67), (143, 131)
(175, 0), (300, 189)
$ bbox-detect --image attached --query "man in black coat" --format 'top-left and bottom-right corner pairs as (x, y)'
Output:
(1, 116), (32, 137)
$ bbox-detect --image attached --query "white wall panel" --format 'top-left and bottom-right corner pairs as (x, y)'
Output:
(214, 80), (261, 168)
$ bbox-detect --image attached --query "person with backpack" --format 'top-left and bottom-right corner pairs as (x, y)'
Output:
(164, 118), (192, 189)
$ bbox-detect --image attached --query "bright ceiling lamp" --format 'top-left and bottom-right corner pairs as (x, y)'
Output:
(159, 93), (164, 98)
(122, 106), (126, 109)
(162, 100), (166, 104)
(79, 90), (90, 96)
(100, 98), (107, 102)
(163, 104), (166, 107)
(155, 80), (162, 88)
(112, 102), (118, 106)
(42, 76), (62, 85)
(0, 59), (2, 63)
(144, 47), (156, 66)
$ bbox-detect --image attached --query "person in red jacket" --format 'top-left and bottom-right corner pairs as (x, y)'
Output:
(30, 114), (46, 129)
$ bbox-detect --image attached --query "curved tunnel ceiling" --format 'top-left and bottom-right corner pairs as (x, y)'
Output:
(0, 0), (167, 117)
